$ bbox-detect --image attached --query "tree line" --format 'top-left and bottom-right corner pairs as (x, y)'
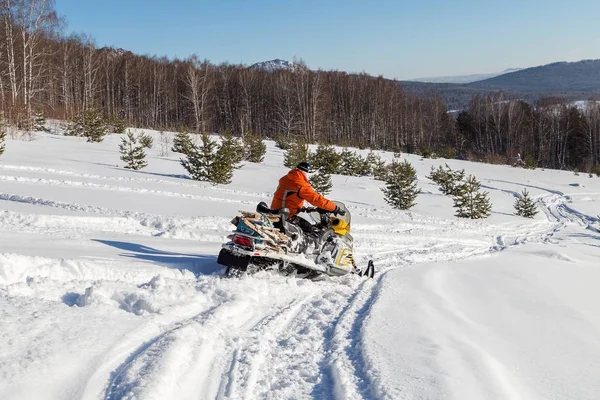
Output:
(2, 0), (600, 172)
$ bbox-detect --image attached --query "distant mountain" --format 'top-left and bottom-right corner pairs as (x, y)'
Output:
(411, 68), (522, 84)
(469, 59), (600, 92)
(400, 59), (600, 109)
(250, 59), (296, 72)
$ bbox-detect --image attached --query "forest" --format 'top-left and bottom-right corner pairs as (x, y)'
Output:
(2, 0), (600, 171)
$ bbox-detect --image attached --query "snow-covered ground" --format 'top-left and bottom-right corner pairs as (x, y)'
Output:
(1, 131), (599, 400)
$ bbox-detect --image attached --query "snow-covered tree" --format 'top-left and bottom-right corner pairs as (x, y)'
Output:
(452, 175), (492, 219)
(119, 130), (148, 170)
(310, 169), (333, 195)
(514, 189), (538, 218)
(382, 159), (420, 210)
(139, 132), (153, 149)
(33, 110), (47, 132)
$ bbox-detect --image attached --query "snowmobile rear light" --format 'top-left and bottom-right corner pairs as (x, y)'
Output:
(233, 235), (254, 249)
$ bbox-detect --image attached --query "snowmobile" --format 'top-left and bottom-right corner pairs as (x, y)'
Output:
(217, 201), (375, 279)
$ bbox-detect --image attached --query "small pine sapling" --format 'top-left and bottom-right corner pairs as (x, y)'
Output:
(139, 132), (153, 149)
(514, 189), (538, 218)
(243, 133), (267, 163)
(452, 175), (492, 219)
(309, 169), (333, 195)
(371, 155), (388, 181)
(310, 144), (341, 174)
(427, 164), (464, 195)
(382, 159), (420, 210)
(83, 108), (108, 142)
(211, 132), (244, 184)
(275, 134), (292, 150)
(111, 115), (127, 134)
(338, 149), (363, 176)
(171, 128), (194, 155)
(33, 110), (47, 132)
(181, 133), (216, 182)
(283, 138), (309, 169)
(119, 130), (148, 170)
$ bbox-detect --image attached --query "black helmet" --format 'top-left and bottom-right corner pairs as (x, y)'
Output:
(296, 162), (313, 173)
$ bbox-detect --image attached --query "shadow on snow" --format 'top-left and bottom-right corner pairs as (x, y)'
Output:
(92, 239), (223, 276)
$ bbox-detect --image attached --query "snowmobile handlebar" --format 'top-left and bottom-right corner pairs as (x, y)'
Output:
(297, 206), (327, 214)
(298, 206), (346, 216)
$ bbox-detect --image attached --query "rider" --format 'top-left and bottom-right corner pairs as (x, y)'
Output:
(271, 162), (345, 218)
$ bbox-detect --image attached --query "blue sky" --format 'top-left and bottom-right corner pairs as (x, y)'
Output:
(55, 0), (600, 80)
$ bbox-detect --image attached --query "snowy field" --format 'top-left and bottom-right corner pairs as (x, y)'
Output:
(1, 130), (599, 400)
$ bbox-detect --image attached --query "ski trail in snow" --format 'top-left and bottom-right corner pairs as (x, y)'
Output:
(94, 275), (322, 400)
(0, 164), (270, 198)
(0, 175), (256, 205)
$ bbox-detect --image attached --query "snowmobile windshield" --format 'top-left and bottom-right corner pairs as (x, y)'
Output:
(309, 201), (351, 225)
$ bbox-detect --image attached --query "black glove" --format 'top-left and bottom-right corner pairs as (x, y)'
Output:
(333, 206), (346, 216)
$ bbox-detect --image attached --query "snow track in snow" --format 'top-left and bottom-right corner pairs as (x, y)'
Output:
(4, 134), (599, 400)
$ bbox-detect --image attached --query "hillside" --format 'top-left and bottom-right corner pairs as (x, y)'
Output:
(470, 59), (600, 92)
(410, 68), (522, 84)
(400, 59), (600, 109)
(1, 131), (599, 399)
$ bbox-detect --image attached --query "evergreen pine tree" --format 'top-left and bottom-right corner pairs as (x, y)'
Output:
(275, 134), (292, 150)
(139, 132), (153, 149)
(283, 138), (309, 168)
(83, 109), (107, 142)
(171, 128), (194, 155)
(243, 133), (267, 163)
(368, 153), (388, 181)
(181, 133), (216, 182)
(338, 148), (363, 176)
(426, 164), (464, 195)
(33, 110), (47, 132)
(309, 169), (333, 195)
(211, 132), (243, 184)
(119, 130), (148, 170)
(452, 175), (492, 219)
(514, 189), (538, 218)
(382, 159), (420, 210)
(111, 115), (127, 134)
(309, 144), (341, 174)
(64, 115), (84, 137)
(355, 154), (372, 176)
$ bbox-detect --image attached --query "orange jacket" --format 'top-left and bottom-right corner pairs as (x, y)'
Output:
(271, 169), (336, 217)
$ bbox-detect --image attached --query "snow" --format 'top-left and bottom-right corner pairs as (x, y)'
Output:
(1, 131), (600, 400)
